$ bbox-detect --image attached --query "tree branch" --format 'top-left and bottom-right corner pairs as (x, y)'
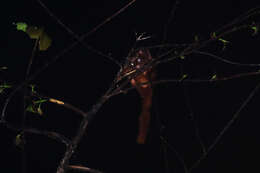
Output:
(68, 165), (103, 173)
(1, 121), (71, 146)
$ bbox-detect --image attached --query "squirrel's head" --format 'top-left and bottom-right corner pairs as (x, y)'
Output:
(120, 49), (153, 79)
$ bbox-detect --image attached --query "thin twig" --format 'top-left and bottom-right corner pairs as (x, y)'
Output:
(32, 92), (88, 118)
(1, 121), (71, 146)
(68, 165), (103, 173)
(26, 39), (39, 76)
(36, 0), (121, 67)
(110, 70), (260, 97)
(179, 64), (207, 155)
(21, 38), (39, 173)
(48, 98), (87, 118)
(194, 50), (260, 67)
(56, 96), (109, 173)
(159, 23), (259, 64)
(188, 82), (260, 172)
(157, 0), (180, 56)
(160, 136), (188, 173)
(1, 84), (24, 122)
(80, 0), (136, 39)
(214, 6), (260, 35)
(1, 0), (136, 122)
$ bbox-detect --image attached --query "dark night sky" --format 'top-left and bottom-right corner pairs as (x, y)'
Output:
(2, 0), (260, 173)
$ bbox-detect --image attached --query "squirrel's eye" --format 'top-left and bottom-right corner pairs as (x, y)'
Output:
(130, 62), (135, 66)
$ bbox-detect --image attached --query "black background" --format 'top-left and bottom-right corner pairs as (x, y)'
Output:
(2, 0), (260, 173)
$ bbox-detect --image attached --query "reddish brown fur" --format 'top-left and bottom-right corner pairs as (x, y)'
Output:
(132, 70), (155, 144)
(121, 49), (155, 144)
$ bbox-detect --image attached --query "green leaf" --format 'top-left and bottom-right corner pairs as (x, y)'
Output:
(218, 38), (230, 44)
(194, 35), (199, 42)
(26, 103), (43, 115)
(38, 31), (52, 51)
(26, 98), (46, 115)
(211, 32), (230, 50)
(211, 74), (217, 80)
(211, 32), (217, 39)
(219, 38), (230, 50)
(26, 26), (52, 51)
(179, 74), (188, 81)
(14, 22), (28, 32)
(0, 83), (12, 94)
(15, 133), (22, 146)
(251, 23), (258, 36)
(37, 105), (43, 115)
(26, 104), (36, 113)
(34, 99), (48, 104)
(15, 133), (25, 149)
(26, 26), (43, 39)
(180, 55), (185, 60)
(14, 22), (52, 51)
(0, 88), (4, 94)
(30, 84), (36, 94)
